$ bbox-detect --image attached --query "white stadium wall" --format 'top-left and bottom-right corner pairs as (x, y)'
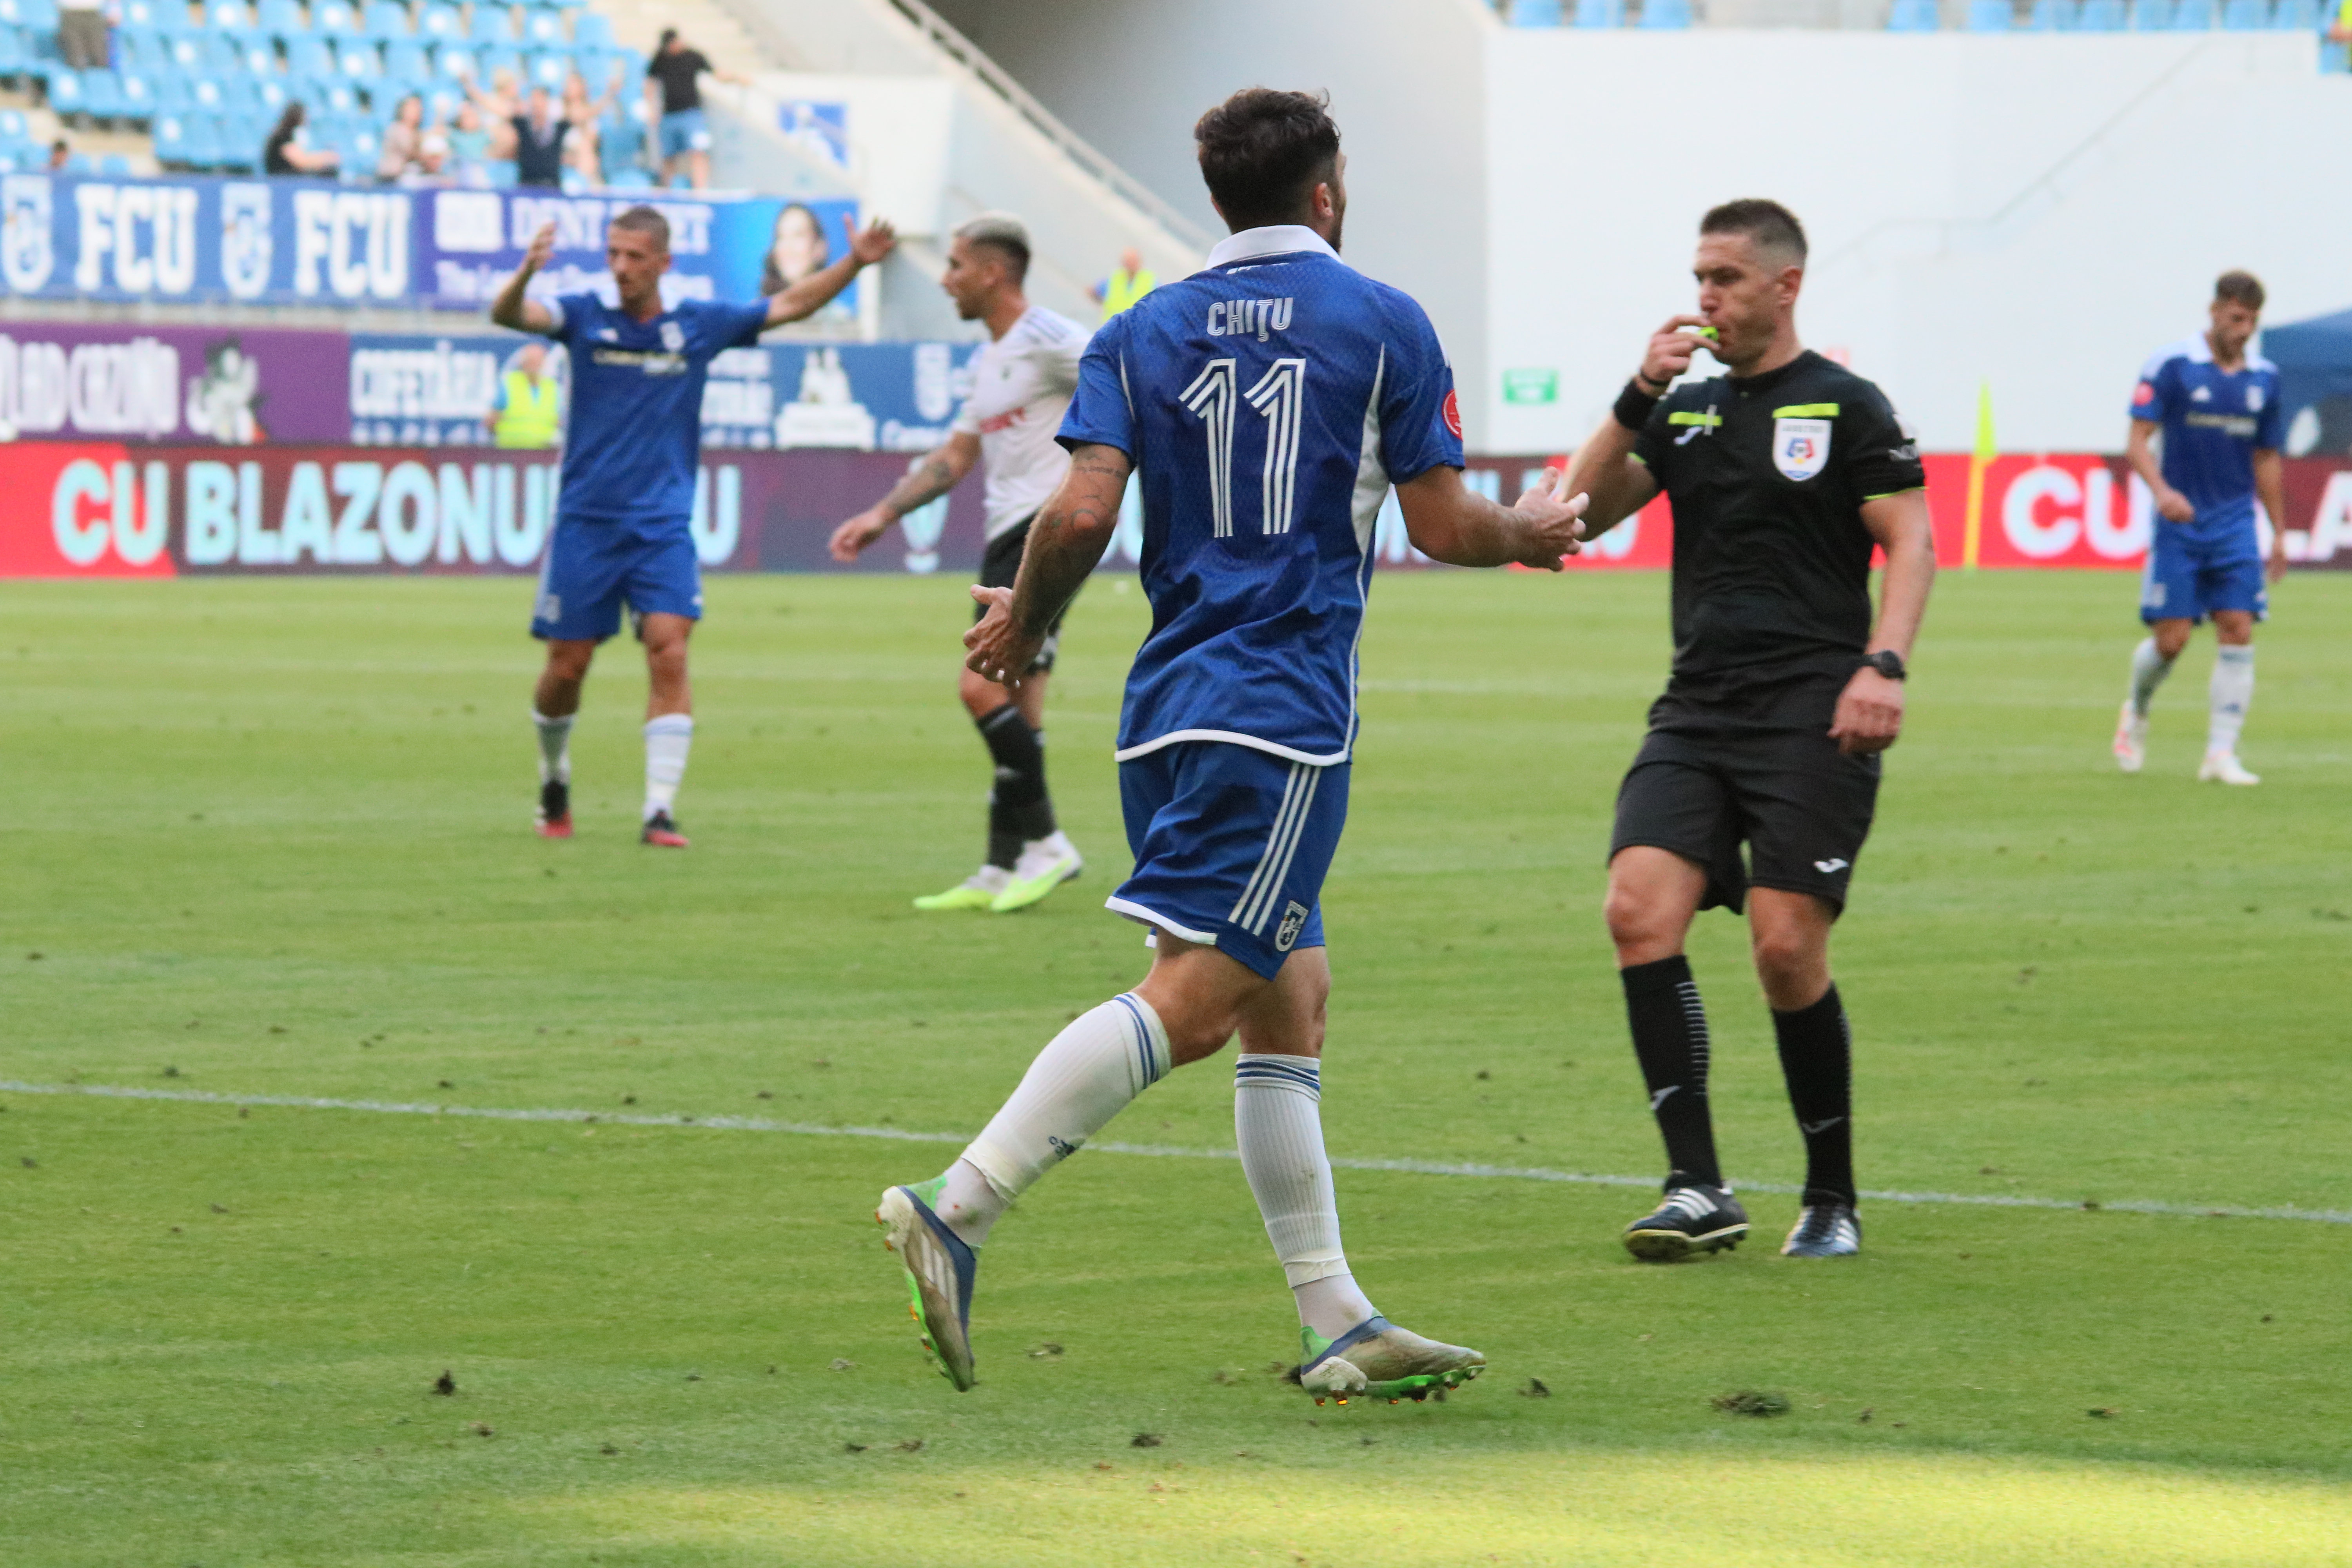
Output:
(1486, 29), (2352, 454)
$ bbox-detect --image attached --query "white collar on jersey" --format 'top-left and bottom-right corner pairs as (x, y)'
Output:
(1206, 224), (1342, 269)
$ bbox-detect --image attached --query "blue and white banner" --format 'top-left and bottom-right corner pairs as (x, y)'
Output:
(0, 171), (857, 317)
(2, 172), (414, 307)
(412, 189), (862, 315)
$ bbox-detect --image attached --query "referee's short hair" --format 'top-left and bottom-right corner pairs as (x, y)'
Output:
(2214, 270), (2265, 311)
(1700, 198), (1808, 268)
(610, 205), (670, 254)
(955, 212), (1031, 283)
(1194, 88), (1341, 230)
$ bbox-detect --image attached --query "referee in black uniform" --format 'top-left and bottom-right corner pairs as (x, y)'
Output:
(1564, 200), (1936, 1261)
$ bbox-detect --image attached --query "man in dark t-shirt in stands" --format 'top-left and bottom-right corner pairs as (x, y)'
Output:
(644, 27), (748, 190)
(512, 84), (567, 189)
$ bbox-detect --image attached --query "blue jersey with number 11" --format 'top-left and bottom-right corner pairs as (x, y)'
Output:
(1058, 225), (1463, 767)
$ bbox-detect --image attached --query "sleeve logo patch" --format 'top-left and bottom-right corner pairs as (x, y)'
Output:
(2132, 381), (2157, 407)
(1442, 388), (1463, 439)
(1772, 417), (1833, 481)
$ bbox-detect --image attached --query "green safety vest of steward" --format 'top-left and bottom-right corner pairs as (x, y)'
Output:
(1100, 266), (1156, 321)
(495, 370), (561, 449)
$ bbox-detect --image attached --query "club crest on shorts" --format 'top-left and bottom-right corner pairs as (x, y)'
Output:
(1773, 417), (1832, 481)
(1274, 900), (1310, 953)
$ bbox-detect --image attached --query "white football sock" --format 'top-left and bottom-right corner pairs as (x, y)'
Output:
(642, 713), (693, 819)
(956, 993), (1170, 1225)
(2208, 645), (2254, 756)
(931, 1158), (1006, 1248)
(2127, 636), (2175, 718)
(533, 710), (573, 784)
(1234, 1053), (1378, 1340)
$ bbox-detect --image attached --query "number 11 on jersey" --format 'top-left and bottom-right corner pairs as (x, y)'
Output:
(1183, 355), (1308, 539)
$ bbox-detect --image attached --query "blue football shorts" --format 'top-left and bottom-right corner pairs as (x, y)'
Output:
(2140, 522), (2267, 625)
(531, 514), (702, 642)
(1110, 740), (1349, 981)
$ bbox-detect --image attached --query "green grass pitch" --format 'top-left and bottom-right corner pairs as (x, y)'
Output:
(4, 568), (2350, 1567)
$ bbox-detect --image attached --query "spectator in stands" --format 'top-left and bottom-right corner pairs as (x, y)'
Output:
(378, 93), (426, 183)
(511, 83), (568, 189)
(57, 0), (108, 73)
(561, 71), (617, 190)
(447, 100), (493, 187)
(489, 340), (562, 449)
(264, 103), (340, 177)
(415, 128), (449, 184)
(46, 138), (69, 172)
(1089, 245), (1156, 322)
(644, 27), (748, 191)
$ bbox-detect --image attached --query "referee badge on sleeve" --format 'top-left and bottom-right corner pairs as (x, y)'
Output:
(1773, 418), (1832, 481)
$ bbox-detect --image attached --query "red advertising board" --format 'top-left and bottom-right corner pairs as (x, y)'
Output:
(6, 443), (2351, 579)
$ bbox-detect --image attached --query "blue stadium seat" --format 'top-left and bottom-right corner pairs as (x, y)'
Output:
(118, 68), (154, 116)
(258, 0), (304, 34)
(363, 1), (408, 40)
(385, 39), (427, 81)
(120, 0), (183, 33)
(81, 67), (127, 118)
(0, 105), (26, 142)
(476, 44), (519, 83)
(99, 151), (131, 175)
(315, 74), (358, 111)
(2028, 0), (2078, 24)
(203, 0), (252, 34)
(199, 32), (243, 71)
(252, 71), (287, 111)
(1572, 0), (1624, 23)
(114, 27), (162, 67)
(1968, 0), (2013, 26)
(1639, 0), (1693, 24)
(575, 11), (615, 48)
(417, 2), (460, 40)
(182, 111), (225, 169)
(524, 47), (566, 86)
(1887, 0), (1941, 27)
(2220, 0), (2268, 24)
(236, 35), (274, 72)
(1505, 0), (1564, 22)
(422, 79), (458, 117)
(0, 0), (60, 29)
(190, 73), (224, 109)
(521, 6), (563, 45)
(44, 65), (81, 113)
(313, 0), (359, 36)
(2173, 0), (2217, 24)
(0, 25), (25, 71)
(151, 68), (191, 109)
(469, 4), (514, 43)
(434, 42), (473, 79)
(346, 117), (380, 167)
(286, 34), (330, 75)
(2270, 0), (2316, 23)
(2076, 0), (2129, 24)
(2128, 0), (2173, 25)
(337, 38), (381, 78)
(151, 109), (187, 160)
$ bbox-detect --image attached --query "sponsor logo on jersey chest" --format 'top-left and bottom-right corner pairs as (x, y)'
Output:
(1773, 417), (1832, 481)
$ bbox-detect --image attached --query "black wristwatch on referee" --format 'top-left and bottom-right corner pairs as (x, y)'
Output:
(1863, 650), (1907, 682)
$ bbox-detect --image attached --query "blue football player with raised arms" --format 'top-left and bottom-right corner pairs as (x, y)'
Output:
(873, 89), (1587, 1401)
(492, 204), (895, 844)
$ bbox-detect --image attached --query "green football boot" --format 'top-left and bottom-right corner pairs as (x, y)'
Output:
(875, 1178), (979, 1392)
(988, 833), (1082, 913)
(914, 867), (1008, 911)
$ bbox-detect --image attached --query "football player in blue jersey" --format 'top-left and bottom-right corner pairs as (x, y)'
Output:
(492, 205), (896, 844)
(873, 89), (1587, 1401)
(2114, 271), (2287, 786)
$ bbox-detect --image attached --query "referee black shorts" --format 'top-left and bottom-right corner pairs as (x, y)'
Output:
(1609, 726), (1880, 916)
(973, 514), (1071, 674)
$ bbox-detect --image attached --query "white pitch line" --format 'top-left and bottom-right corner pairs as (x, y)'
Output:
(5, 1079), (2347, 1226)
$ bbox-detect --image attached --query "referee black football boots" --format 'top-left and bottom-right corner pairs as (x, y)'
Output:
(1622, 1180), (1749, 1261)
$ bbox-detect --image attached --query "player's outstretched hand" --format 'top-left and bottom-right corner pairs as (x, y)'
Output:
(1642, 314), (1714, 387)
(846, 216), (898, 267)
(965, 584), (1043, 688)
(522, 221), (556, 275)
(828, 507), (890, 563)
(1830, 665), (1905, 756)
(1509, 470), (1589, 572)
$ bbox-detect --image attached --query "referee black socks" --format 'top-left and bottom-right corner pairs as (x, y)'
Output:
(1772, 984), (1857, 1207)
(976, 703), (1056, 871)
(1620, 955), (1723, 1190)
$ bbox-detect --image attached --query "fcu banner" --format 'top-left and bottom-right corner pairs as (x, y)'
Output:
(0, 173), (843, 313)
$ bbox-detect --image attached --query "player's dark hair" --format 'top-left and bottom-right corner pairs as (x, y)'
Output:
(956, 212), (1031, 284)
(2214, 270), (2265, 311)
(611, 205), (670, 254)
(1700, 198), (1809, 267)
(1193, 88), (1341, 230)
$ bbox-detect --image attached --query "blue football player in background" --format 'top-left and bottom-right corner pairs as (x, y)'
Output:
(2114, 270), (2287, 786)
(492, 205), (895, 844)
(873, 89), (1586, 1401)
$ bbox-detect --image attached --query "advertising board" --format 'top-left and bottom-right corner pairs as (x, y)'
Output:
(0, 321), (352, 445)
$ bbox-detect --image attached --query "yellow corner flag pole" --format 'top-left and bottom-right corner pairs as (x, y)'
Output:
(1962, 381), (1995, 570)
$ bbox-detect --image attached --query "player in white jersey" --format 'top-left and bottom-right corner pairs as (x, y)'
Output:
(831, 213), (1091, 912)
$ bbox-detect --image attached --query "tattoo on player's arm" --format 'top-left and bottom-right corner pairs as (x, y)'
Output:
(884, 457), (958, 516)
